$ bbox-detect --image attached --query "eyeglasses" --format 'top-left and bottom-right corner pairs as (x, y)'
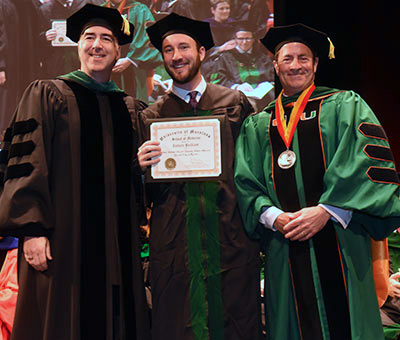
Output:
(235, 37), (254, 41)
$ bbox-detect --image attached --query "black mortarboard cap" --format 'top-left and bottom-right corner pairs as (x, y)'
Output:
(260, 23), (335, 59)
(146, 13), (214, 51)
(66, 4), (135, 45)
(232, 20), (257, 34)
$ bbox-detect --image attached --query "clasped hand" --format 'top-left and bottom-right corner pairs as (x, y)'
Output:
(273, 206), (331, 241)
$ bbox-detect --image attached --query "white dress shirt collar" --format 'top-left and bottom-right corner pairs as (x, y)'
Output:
(171, 76), (207, 104)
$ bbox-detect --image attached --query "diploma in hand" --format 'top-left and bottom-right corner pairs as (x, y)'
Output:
(51, 20), (78, 47)
(146, 116), (225, 182)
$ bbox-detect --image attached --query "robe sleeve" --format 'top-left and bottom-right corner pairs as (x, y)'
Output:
(234, 113), (275, 240)
(318, 91), (400, 239)
(0, 80), (65, 237)
(213, 53), (237, 89)
(124, 95), (148, 225)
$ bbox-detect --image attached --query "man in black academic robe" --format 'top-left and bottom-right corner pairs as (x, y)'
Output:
(0, 5), (150, 340)
(138, 13), (262, 340)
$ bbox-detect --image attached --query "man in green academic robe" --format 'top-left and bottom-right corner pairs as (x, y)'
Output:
(234, 23), (400, 340)
(0, 5), (150, 340)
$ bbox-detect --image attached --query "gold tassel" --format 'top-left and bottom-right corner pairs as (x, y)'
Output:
(328, 37), (335, 59)
(121, 15), (131, 36)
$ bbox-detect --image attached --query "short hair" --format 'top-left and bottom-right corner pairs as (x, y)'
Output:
(210, 0), (230, 9)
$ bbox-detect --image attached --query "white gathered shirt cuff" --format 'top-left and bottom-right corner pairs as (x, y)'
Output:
(126, 57), (138, 67)
(259, 205), (353, 231)
(115, 57), (138, 68)
(318, 204), (353, 229)
(259, 206), (283, 231)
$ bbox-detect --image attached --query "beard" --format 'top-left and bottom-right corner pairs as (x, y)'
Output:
(164, 54), (202, 85)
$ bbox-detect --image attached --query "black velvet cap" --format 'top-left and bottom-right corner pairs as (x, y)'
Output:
(146, 13), (214, 51)
(66, 4), (135, 45)
(260, 23), (335, 59)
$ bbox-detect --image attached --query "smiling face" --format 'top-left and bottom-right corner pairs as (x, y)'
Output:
(273, 42), (318, 96)
(211, 1), (230, 23)
(235, 30), (254, 53)
(78, 25), (121, 83)
(161, 33), (205, 90)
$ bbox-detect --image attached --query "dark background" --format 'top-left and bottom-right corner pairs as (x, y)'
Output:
(275, 0), (400, 166)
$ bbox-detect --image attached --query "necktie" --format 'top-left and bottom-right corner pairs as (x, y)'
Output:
(188, 91), (198, 110)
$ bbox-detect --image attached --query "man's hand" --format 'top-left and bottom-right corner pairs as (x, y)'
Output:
(273, 212), (300, 234)
(45, 28), (57, 42)
(389, 272), (400, 298)
(23, 236), (52, 271)
(217, 39), (236, 53)
(152, 74), (173, 93)
(0, 71), (6, 86)
(283, 206), (331, 241)
(137, 140), (162, 172)
(112, 58), (133, 73)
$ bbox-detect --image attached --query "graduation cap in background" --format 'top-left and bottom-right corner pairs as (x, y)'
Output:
(260, 23), (335, 59)
(66, 4), (135, 45)
(232, 20), (257, 35)
(146, 12), (214, 51)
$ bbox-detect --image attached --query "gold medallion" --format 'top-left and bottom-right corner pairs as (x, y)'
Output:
(165, 158), (176, 170)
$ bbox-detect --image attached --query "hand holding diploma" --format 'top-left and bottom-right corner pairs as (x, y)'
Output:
(138, 140), (161, 172)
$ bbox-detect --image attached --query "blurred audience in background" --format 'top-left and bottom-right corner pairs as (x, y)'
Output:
(0, 0), (274, 133)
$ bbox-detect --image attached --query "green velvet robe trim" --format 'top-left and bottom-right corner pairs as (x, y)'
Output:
(236, 59), (260, 88)
(59, 70), (124, 93)
(182, 108), (224, 339)
(186, 183), (209, 340)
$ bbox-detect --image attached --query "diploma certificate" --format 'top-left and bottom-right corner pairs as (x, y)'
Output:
(51, 20), (78, 47)
(147, 116), (224, 181)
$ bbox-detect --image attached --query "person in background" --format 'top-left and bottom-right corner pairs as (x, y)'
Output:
(234, 23), (400, 340)
(152, 0), (207, 21)
(211, 22), (275, 111)
(0, 5), (150, 339)
(0, 0), (18, 135)
(230, 0), (270, 40)
(203, 0), (235, 47)
(137, 12), (262, 340)
(0, 0), (43, 135)
(38, 0), (103, 79)
(103, 0), (163, 102)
